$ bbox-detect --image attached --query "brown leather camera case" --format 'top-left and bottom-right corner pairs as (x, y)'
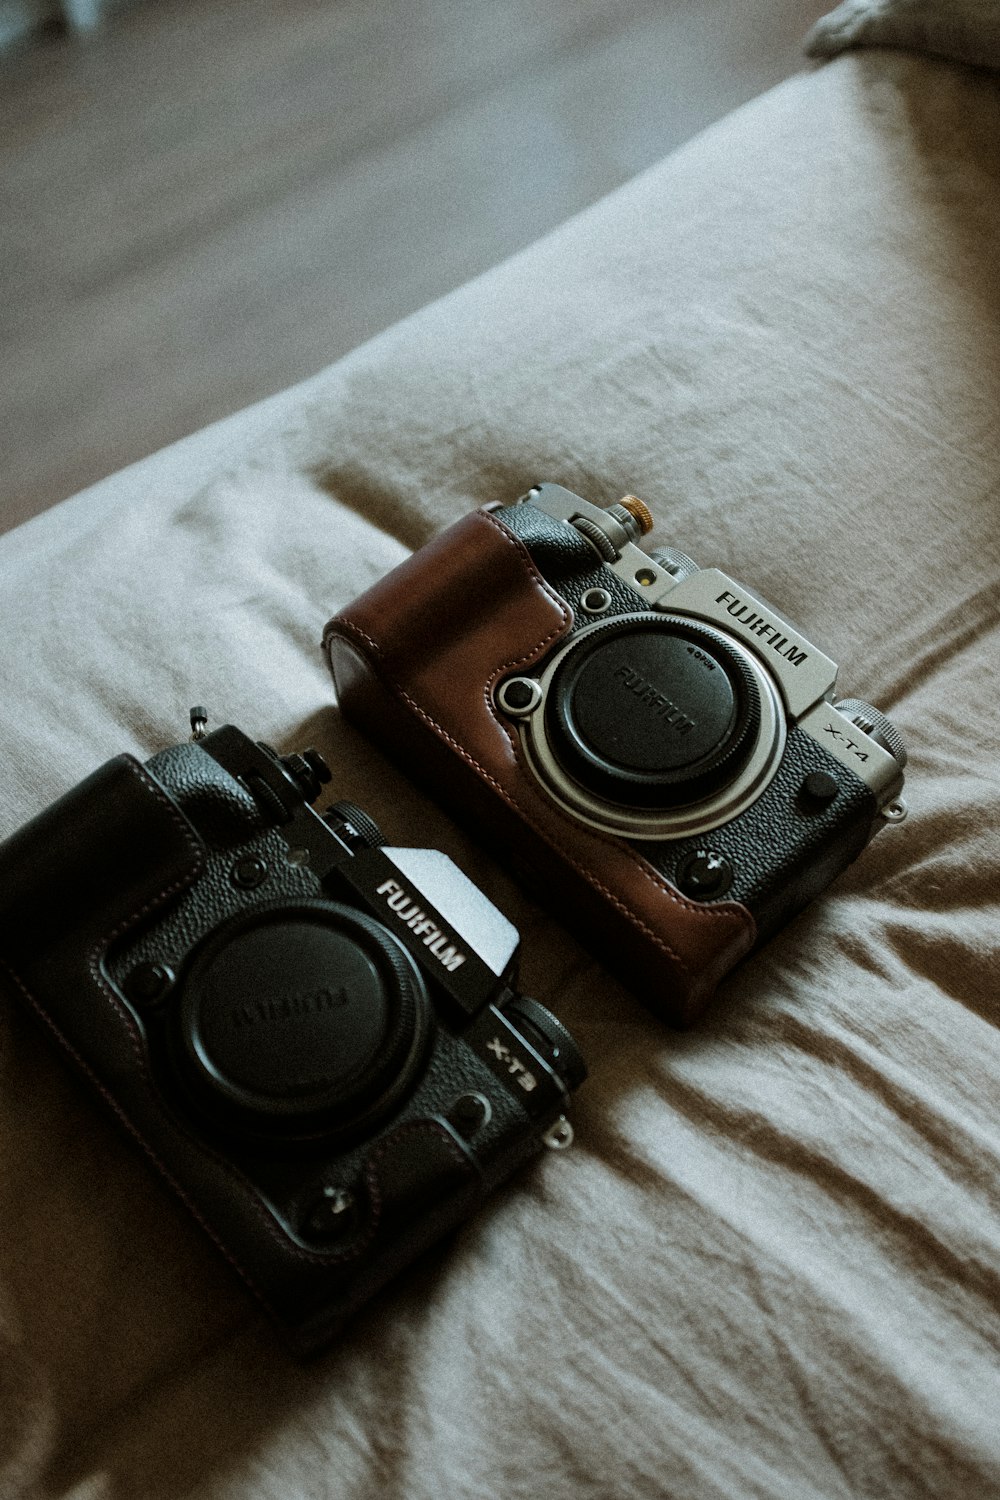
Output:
(324, 507), (757, 1024)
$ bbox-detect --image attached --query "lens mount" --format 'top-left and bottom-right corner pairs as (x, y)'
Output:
(176, 899), (432, 1142)
(512, 613), (785, 841)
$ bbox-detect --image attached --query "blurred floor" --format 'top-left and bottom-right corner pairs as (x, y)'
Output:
(0, 0), (828, 532)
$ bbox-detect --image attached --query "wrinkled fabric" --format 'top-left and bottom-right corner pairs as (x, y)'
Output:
(805, 0), (1000, 70)
(0, 50), (998, 1500)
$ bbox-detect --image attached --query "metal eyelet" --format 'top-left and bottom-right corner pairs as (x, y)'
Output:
(542, 1115), (574, 1151)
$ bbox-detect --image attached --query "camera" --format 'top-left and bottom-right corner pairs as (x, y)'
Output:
(0, 714), (585, 1352)
(324, 482), (908, 1023)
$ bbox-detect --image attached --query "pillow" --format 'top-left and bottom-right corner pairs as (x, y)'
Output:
(804, 0), (1000, 69)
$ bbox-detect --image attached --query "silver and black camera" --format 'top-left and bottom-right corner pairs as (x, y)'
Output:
(0, 715), (584, 1352)
(325, 482), (909, 1023)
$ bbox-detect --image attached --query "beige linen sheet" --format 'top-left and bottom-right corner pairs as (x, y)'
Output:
(1, 50), (998, 1499)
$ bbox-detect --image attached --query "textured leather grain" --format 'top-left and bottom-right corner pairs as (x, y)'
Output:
(0, 755), (297, 1323)
(652, 725), (876, 939)
(0, 755), (206, 1074)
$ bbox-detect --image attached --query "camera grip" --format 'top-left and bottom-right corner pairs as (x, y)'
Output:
(0, 754), (204, 1072)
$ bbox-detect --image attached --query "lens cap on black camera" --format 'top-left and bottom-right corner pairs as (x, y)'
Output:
(547, 616), (761, 809)
(178, 901), (430, 1139)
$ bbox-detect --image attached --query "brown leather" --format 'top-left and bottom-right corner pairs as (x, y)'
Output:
(324, 507), (757, 1023)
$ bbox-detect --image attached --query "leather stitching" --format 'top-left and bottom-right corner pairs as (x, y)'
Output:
(7, 755), (346, 1290)
(0, 958), (281, 1316)
(331, 614), (756, 984)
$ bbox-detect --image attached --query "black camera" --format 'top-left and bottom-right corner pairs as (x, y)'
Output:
(0, 715), (585, 1352)
(325, 483), (909, 1023)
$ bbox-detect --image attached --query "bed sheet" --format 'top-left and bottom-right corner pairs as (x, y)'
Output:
(1, 50), (998, 1500)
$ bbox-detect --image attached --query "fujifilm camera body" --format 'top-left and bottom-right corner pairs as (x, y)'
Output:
(324, 483), (908, 1023)
(0, 718), (584, 1351)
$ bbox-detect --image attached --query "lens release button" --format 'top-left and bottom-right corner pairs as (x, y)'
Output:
(496, 676), (542, 717)
(231, 855), (269, 890)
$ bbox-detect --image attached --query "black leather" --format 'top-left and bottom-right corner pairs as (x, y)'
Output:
(0, 755), (205, 1075)
(496, 501), (645, 614)
(0, 732), (578, 1349)
(650, 725), (876, 938)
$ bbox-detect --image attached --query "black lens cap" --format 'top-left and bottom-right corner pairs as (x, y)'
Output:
(178, 901), (430, 1138)
(547, 617), (761, 808)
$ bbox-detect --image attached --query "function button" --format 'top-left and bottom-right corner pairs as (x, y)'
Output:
(231, 854), (269, 889)
(495, 676), (542, 717)
(124, 961), (175, 1006)
(800, 770), (840, 808)
(676, 849), (734, 900)
(446, 1092), (492, 1138)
